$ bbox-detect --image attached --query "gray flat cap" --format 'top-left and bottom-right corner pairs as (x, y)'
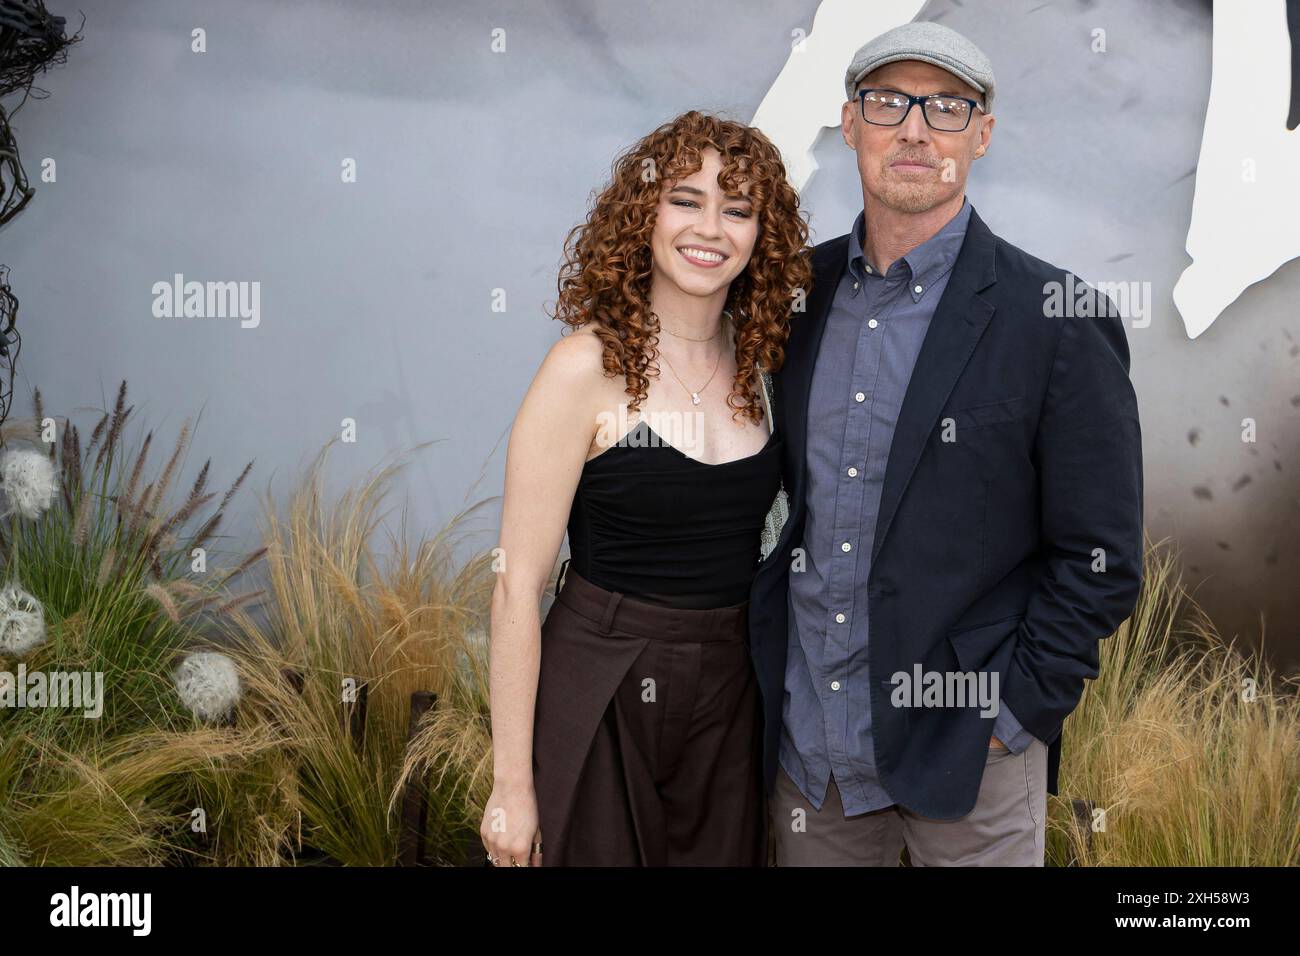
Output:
(844, 21), (995, 114)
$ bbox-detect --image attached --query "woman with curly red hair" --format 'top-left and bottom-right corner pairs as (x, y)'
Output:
(480, 111), (810, 866)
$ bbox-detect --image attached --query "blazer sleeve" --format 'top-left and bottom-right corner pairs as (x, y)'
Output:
(1001, 281), (1145, 744)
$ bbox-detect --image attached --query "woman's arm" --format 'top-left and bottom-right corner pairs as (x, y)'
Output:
(481, 329), (604, 865)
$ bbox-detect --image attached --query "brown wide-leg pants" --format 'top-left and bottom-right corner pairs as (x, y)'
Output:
(532, 565), (766, 866)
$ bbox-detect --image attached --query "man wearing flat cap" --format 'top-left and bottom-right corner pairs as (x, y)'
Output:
(748, 21), (1144, 865)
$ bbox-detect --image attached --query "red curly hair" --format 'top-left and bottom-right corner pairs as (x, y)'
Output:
(550, 110), (812, 424)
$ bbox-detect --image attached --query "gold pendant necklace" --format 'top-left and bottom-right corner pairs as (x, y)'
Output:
(659, 338), (723, 405)
(656, 311), (732, 403)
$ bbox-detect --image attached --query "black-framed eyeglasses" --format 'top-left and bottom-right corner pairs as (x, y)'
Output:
(856, 88), (985, 132)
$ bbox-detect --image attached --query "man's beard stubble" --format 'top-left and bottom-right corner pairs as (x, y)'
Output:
(874, 160), (947, 214)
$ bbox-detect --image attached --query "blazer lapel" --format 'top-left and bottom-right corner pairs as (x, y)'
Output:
(870, 206), (999, 565)
(782, 236), (848, 502)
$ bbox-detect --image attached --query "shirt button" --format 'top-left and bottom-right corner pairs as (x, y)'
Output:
(853, 280), (859, 290)
(865, 264), (873, 274)
(841, 541), (852, 552)
(854, 391), (865, 402)
(868, 318), (878, 329)
(847, 466), (858, 477)
(830, 681), (841, 691)
(914, 284), (923, 294)
(835, 612), (846, 623)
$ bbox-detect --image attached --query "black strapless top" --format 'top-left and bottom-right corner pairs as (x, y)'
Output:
(566, 419), (783, 610)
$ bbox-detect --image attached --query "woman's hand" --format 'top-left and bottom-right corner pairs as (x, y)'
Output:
(481, 781), (543, 867)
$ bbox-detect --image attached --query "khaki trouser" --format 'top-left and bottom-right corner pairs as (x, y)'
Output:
(771, 738), (1048, 866)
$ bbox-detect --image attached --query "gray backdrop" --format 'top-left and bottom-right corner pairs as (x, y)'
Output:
(4, 0), (1297, 669)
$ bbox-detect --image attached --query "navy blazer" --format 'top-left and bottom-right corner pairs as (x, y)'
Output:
(749, 205), (1145, 819)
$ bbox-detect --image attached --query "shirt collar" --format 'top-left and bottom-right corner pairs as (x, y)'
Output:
(847, 197), (972, 303)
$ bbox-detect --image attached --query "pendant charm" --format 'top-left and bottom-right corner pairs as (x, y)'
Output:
(691, 393), (701, 405)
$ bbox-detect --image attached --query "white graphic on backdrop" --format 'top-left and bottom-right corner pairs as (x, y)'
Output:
(751, 0), (927, 192)
(1173, 0), (1298, 338)
(754, 1), (1298, 340)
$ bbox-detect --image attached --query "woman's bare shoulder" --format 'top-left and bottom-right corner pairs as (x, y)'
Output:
(536, 324), (617, 392)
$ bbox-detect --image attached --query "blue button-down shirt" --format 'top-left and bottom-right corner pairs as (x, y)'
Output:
(780, 198), (1036, 815)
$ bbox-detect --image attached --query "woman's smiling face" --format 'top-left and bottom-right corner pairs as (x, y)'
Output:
(650, 147), (759, 299)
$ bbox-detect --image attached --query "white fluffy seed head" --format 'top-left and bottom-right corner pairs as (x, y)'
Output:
(0, 582), (47, 656)
(173, 651), (242, 722)
(0, 449), (59, 521)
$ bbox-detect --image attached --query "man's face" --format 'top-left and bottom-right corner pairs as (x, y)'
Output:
(840, 59), (994, 214)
